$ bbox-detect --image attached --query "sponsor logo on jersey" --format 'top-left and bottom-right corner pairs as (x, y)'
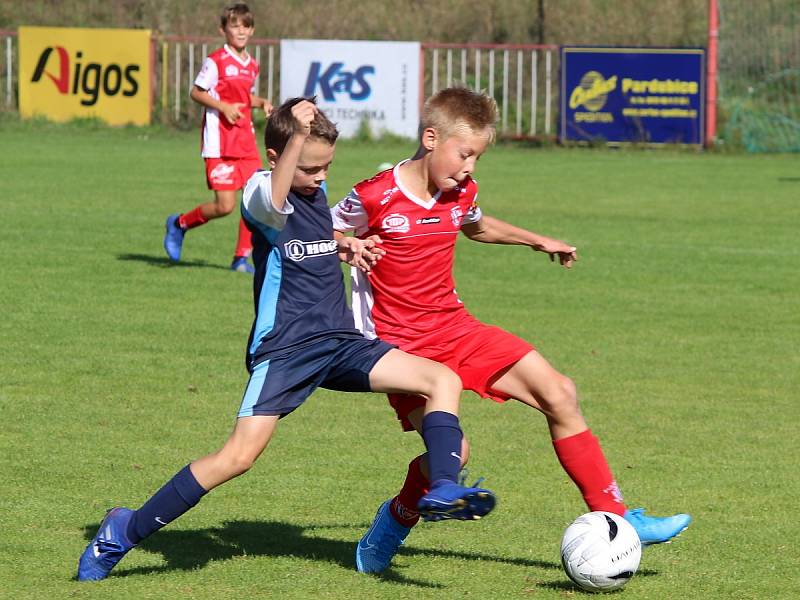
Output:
(303, 61), (375, 101)
(416, 216), (441, 225)
(210, 163), (236, 184)
(284, 239), (338, 262)
(225, 64), (239, 77)
(450, 206), (464, 227)
(380, 186), (399, 205)
(381, 213), (410, 233)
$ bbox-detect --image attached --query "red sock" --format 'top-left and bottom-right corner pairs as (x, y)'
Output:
(234, 217), (252, 258)
(178, 207), (208, 230)
(553, 429), (626, 515)
(389, 455), (429, 527)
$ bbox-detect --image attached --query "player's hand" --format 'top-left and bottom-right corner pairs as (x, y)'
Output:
(337, 235), (385, 272)
(263, 100), (274, 116)
(291, 100), (317, 136)
(221, 102), (245, 124)
(536, 238), (578, 268)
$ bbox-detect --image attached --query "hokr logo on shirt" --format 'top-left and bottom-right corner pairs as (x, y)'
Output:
(31, 46), (140, 106)
(284, 239), (338, 262)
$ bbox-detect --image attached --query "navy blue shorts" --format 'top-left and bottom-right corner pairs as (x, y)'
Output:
(237, 336), (394, 418)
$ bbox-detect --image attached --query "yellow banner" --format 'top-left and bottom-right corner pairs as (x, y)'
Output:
(19, 26), (151, 126)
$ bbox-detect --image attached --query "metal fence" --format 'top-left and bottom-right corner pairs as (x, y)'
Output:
(424, 43), (559, 138)
(1, 30), (14, 109)
(0, 31), (560, 139)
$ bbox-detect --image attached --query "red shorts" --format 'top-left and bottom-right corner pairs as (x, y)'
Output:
(205, 156), (262, 191)
(387, 321), (534, 431)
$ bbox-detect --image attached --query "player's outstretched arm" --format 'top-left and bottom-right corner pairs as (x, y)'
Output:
(461, 214), (577, 268)
(333, 231), (385, 272)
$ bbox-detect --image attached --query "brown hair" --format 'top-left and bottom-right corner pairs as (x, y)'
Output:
(264, 97), (339, 154)
(221, 3), (254, 28)
(421, 87), (498, 142)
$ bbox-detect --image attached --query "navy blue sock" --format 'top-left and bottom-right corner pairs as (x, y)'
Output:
(421, 411), (463, 485)
(126, 464), (207, 543)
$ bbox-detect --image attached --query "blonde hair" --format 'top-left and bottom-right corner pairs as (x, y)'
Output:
(421, 87), (498, 143)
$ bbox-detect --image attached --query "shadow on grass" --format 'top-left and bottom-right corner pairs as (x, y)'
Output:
(117, 253), (229, 271)
(80, 518), (561, 588)
(535, 565), (660, 594)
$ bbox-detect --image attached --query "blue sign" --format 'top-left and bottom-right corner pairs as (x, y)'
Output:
(560, 47), (705, 146)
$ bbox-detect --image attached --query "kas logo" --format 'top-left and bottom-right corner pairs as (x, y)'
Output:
(225, 64), (239, 77)
(284, 239), (338, 262)
(31, 46), (140, 106)
(382, 213), (410, 233)
(303, 61), (375, 101)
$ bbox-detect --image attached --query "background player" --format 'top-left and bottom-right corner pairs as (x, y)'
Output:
(332, 87), (692, 574)
(78, 97), (495, 582)
(163, 3), (271, 274)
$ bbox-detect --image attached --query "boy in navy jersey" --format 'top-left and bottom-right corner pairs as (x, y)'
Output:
(77, 97), (495, 582)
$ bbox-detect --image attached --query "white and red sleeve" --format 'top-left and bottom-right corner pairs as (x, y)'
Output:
(461, 178), (483, 226)
(194, 56), (219, 93)
(330, 190), (370, 235)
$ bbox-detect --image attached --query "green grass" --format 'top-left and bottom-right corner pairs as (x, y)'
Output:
(1, 117), (798, 599)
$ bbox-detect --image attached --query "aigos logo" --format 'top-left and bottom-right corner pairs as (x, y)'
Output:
(31, 46), (140, 106)
(569, 71), (617, 111)
(303, 61), (375, 101)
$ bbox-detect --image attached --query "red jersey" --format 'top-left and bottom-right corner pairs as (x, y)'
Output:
(331, 161), (483, 350)
(195, 45), (260, 159)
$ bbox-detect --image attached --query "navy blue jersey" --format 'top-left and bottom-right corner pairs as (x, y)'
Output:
(242, 170), (363, 366)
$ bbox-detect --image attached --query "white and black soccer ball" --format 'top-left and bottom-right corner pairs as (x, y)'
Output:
(560, 511), (642, 592)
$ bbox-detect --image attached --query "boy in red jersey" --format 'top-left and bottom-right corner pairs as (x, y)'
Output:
(163, 3), (272, 274)
(332, 87), (692, 574)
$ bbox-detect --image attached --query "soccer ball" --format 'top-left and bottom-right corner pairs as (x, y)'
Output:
(377, 162), (394, 171)
(560, 511), (642, 592)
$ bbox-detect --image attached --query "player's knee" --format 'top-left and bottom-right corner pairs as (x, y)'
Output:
(440, 366), (463, 396)
(549, 375), (579, 415)
(223, 451), (258, 477)
(216, 202), (236, 216)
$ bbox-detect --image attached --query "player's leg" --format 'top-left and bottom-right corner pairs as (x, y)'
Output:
(77, 415), (278, 581)
(491, 350), (691, 544)
(368, 349), (494, 521)
(393, 406), (471, 524)
(230, 158), (260, 272)
(163, 156), (239, 262)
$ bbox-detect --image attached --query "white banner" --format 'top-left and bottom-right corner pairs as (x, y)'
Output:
(280, 39), (420, 139)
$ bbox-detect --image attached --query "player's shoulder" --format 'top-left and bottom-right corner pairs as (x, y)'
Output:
(353, 167), (397, 202)
(207, 46), (227, 61)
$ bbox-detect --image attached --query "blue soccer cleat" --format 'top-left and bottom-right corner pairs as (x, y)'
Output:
(417, 480), (496, 522)
(624, 507), (692, 546)
(356, 500), (411, 574)
(230, 256), (255, 274)
(77, 507), (137, 581)
(163, 214), (185, 262)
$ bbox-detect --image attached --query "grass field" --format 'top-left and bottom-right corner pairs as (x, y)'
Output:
(1, 117), (798, 599)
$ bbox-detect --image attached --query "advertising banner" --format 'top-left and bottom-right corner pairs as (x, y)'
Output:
(19, 26), (151, 126)
(280, 39), (420, 139)
(561, 47), (705, 146)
